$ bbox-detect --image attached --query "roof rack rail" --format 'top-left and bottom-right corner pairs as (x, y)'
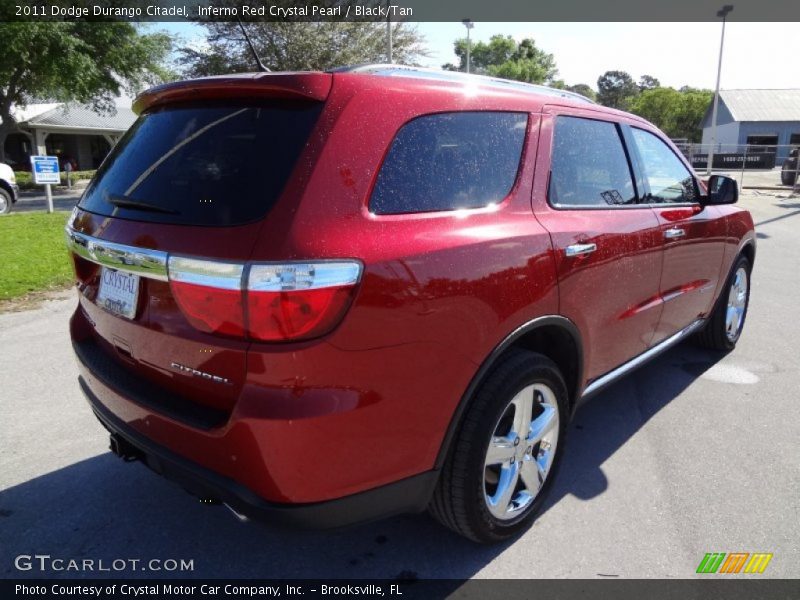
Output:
(330, 64), (595, 104)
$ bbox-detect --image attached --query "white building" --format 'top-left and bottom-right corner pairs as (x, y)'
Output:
(700, 89), (800, 164)
(1, 100), (136, 171)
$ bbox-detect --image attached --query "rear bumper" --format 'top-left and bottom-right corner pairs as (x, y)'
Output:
(81, 376), (438, 529)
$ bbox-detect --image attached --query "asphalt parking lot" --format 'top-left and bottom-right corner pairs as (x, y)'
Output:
(1, 192), (798, 580)
(11, 189), (83, 213)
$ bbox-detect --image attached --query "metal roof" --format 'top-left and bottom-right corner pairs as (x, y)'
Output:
(333, 64), (595, 104)
(720, 89), (800, 122)
(22, 103), (136, 132)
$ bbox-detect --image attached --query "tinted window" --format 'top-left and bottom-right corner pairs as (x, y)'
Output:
(370, 112), (527, 215)
(548, 116), (636, 207)
(79, 102), (322, 226)
(631, 128), (697, 204)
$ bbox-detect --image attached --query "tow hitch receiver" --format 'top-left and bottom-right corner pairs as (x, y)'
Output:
(109, 433), (144, 462)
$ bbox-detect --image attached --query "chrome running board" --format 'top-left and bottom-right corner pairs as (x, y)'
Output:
(581, 319), (705, 400)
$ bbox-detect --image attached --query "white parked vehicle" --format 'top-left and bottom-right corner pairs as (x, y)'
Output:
(0, 163), (19, 214)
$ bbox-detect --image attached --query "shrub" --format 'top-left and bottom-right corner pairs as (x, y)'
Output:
(14, 170), (96, 190)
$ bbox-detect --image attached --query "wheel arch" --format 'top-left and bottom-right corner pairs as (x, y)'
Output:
(434, 315), (584, 469)
(739, 239), (756, 269)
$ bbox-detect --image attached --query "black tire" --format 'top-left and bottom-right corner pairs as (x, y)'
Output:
(429, 349), (569, 543)
(781, 163), (797, 186)
(694, 255), (751, 351)
(0, 188), (12, 215)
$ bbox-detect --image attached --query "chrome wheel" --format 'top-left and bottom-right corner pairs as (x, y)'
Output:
(483, 383), (560, 521)
(725, 266), (748, 342)
(0, 193), (8, 215)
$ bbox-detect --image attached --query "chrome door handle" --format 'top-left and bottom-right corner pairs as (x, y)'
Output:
(565, 243), (597, 257)
(664, 228), (686, 240)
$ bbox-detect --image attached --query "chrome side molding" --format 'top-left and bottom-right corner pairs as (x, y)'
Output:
(65, 227), (169, 281)
(581, 318), (705, 399)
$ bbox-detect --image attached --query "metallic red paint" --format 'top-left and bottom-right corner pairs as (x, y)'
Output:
(68, 70), (756, 509)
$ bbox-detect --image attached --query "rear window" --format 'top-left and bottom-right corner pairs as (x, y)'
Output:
(370, 112), (528, 215)
(79, 102), (322, 226)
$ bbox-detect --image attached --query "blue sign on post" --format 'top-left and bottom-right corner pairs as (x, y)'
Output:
(30, 155), (60, 185)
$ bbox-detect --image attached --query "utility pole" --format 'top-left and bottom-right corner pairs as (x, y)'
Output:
(706, 5), (734, 176)
(386, 0), (392, 63)
(462, 19), (474, 74)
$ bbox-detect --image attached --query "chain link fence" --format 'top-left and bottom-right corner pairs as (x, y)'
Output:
(672, 142), (799, 190)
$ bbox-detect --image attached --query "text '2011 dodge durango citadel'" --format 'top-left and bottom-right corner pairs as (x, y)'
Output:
(66, 66), (755, 543)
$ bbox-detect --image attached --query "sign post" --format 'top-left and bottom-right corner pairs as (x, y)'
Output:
(30, 155), (60, 214)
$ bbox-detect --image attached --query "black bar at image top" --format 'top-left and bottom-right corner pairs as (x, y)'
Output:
(2, 0), (800, 23)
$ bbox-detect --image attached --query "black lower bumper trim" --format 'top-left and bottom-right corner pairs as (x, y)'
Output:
(73, 336), (228, 430)
(80, 376), (439, 529)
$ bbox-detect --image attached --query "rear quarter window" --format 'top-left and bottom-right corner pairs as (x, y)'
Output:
(369, 112), (528, 215)
(548, 116), (637, 208)
(79, 102), (322, 226)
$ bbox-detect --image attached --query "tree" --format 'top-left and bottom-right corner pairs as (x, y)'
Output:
(442, 34), (558, 84)
(0, 22), (173, 156)
(596, 70), (639, 109)
(638, 75), (660, 91)
(672, 89), (713, 142)
(178, 22), (426, 77)
(566, 83), (597, 101)
(628, 87), (713, 142)
(628, 87), (682, 131)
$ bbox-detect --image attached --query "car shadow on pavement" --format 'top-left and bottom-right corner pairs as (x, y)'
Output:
(540, 344), (726, 514)
(0, 345), (724, 581)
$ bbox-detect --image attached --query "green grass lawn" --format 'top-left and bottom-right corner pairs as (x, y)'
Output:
(0, 212), (73, 301)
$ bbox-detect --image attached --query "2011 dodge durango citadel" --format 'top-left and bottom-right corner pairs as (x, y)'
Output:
(66, 65), (755, 543)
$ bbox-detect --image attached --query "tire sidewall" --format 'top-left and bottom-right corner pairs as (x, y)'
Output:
(781, 165), (796, 186)
(0, 188), (11, 215)
(719, 255), (751, 349)
(463, 358), (569, 542)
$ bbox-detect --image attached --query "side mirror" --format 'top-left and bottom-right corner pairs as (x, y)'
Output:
(704, 175), (738, 205)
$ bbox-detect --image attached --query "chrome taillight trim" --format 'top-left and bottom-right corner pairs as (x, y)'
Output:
(248, 261), (363, 292)
(65, 225), (363, 290)
(168, 256), (245, 290)
(65, 226), (169, 281)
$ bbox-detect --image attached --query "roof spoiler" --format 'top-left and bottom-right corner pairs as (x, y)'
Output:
(133, 72), (332, 115)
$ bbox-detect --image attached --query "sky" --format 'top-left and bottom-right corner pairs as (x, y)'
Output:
(159, 21), (800, 91)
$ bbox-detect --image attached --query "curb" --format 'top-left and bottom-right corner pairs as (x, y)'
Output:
(742, 186), (797, 192)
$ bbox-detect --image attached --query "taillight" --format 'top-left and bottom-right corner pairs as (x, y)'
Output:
(247, 263), (361, 341)
(167, 257), (361, 342)
(168, 257), (245, 337)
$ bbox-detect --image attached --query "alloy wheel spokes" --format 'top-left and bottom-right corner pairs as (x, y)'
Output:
(725, 267), (748, 341)
(485, 435), (517, 467)
(528, 404), (557, 446)
(488, 462), (521, 514)
(483, 383), (560, 520)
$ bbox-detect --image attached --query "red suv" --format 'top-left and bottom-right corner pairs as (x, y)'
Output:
(66, 66), (755, 543)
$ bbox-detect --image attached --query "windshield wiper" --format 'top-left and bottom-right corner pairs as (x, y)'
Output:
(107, 194), (179, 215)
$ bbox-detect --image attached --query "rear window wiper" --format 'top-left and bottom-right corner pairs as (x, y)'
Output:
(107, 194), (179, 215)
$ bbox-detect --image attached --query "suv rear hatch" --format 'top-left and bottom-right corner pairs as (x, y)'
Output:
(68, 73), (331, 424)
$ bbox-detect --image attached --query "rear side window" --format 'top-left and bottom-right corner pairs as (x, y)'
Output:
(548, 116), (636, 207)
(79, 102), (322, 226)
(631, 128), (698, 204)
(370, 112), (528, 215)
